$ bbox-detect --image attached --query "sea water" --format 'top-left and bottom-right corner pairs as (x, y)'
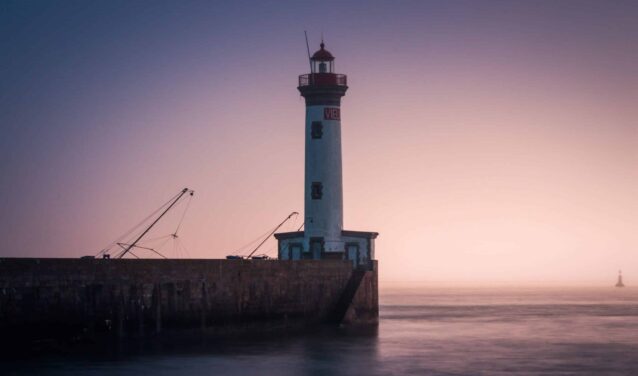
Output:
(7, 287), (638, 375)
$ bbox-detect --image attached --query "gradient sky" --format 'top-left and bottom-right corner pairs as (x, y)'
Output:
(1, 0), (636, 284)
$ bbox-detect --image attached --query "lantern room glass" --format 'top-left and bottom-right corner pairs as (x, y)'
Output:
(313, 60), (334, 73)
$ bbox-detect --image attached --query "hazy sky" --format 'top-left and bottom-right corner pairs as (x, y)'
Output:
(1, 0), (636, 284)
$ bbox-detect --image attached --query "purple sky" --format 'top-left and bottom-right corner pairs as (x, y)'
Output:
(1, 0), (637, 284)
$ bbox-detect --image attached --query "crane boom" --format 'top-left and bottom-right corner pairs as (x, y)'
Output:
(246, 211), (299, 258)
(116, 188), (193, 259)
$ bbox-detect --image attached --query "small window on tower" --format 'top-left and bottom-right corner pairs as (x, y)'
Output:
(311, 182), (323, 200)
(311, 121), (323, 139)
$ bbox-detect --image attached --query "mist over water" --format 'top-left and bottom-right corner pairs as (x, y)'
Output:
(7, 287), (638, 375)
(378, 287), (638, 375)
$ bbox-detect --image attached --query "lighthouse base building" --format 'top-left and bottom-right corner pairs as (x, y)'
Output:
(275, 42), (378, 270)
(276, 230), (377, 270)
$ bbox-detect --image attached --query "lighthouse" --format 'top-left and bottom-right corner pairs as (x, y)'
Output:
(275, 41), (378, 268)
(301, 42), (347, 255)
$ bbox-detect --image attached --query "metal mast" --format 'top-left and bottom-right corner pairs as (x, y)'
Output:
(246, 211), (299, 258)
(116, 188), (193, 259)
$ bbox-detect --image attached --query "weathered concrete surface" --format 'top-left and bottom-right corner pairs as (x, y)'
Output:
(341, 264), (379, 326)
(0, 258), (378, 348)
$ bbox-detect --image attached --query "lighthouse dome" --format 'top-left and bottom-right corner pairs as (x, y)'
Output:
(311, 42), (334, 61)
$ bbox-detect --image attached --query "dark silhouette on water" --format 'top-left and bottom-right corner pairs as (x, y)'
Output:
(616, 270), (625, 288)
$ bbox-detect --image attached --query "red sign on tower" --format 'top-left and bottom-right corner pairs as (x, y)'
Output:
(324, 107), (340, 120)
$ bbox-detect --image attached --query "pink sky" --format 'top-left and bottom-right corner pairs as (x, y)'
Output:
(1, 1), (636, 284)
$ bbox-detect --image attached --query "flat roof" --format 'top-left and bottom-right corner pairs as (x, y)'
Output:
(342, 230), (379, 239)
(274, 230), (379, 240)
(273, 231), (304, 240)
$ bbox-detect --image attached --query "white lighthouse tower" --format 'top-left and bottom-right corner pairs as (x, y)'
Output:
(302, 42), (347, 255)
(276, 41), (377, 268)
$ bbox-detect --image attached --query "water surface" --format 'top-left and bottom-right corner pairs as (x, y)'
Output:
(8, 287), (638, 375)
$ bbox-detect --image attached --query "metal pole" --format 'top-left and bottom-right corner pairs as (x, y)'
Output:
(117, 188), (191, 259)
(305, 31), (314, 84)
(247, 211), (298, 258)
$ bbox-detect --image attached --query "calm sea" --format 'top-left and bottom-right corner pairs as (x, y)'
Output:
(7, 287), (638, 375)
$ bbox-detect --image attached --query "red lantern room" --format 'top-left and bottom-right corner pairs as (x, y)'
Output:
(311, 42), (335, 73)
(299, 42), (347, 87)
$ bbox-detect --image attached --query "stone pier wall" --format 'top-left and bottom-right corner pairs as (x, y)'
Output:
(0, 258), (378, 346)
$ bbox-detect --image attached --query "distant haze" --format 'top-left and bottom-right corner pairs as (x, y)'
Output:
(1, 0), (636, 284)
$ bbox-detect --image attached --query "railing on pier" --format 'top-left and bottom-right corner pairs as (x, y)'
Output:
(299, 73), (347, 87)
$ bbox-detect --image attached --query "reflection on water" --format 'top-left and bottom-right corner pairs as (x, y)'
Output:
(7, 287), (638, 375)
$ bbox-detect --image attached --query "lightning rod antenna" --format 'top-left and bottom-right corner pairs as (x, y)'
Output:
(304, 31), (313, 74)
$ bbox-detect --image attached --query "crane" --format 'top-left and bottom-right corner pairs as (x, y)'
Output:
(227, 211), (299, 260)
(96, 188), (194, 259)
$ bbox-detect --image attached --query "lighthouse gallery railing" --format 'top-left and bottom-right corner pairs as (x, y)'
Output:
(299, 73), (347, 87)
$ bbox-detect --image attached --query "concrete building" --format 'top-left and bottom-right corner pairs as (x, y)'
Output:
(275, 42), (378, 268)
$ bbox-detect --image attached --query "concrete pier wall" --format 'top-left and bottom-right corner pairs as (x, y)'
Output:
(0, 258), (378, 346)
